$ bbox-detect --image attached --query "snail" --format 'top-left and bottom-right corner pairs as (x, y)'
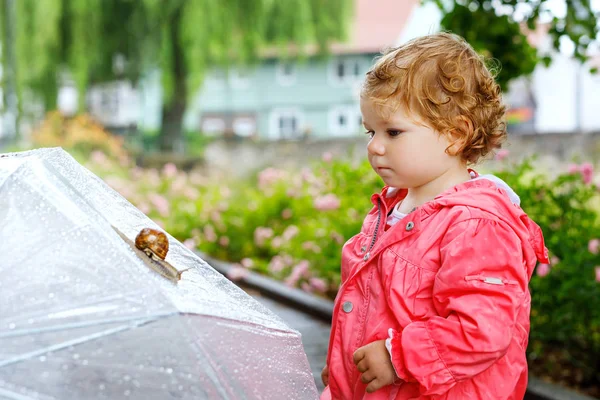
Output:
(135, 228), (169, 261)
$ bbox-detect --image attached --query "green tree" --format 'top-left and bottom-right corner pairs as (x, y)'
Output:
(0, 0), (352, 151)
(429, 0), (599, 89)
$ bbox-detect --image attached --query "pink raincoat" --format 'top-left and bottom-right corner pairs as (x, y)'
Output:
(322, 176), (548, 400)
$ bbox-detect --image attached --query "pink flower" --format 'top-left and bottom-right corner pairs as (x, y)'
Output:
(183, 238), (197, 250)
(331, 231), (345, 245)
(268, 256), (286, 273)
(589, 239), (600, 255)
(271, 237), (283, 249)
(162, 163), (178, 178)
(220, 186), (231, 198)
(90, 150), (109, 166)
(314, 194), (341, 211)
(203, 225), (217, 243)
(138, 202), (151, 214)
(580, 162), (594, 185)
(494, 149), (510, 161)
(227, 266), (249, 281)
(282, 225), (300, 241)
(240, 258), (254, 268)
(285, 260), (311, 287)
(183, 187), (199, 200)
(281, 209), (293, 219)
(322, 152), (333, 162)
(254, 227), (274, 246)
(148, 193), (170, 217)
(595, 266), (600, 282)
(302, 241), (322, 253)
(258, 168), (286, 189)
(568, 164), (580, 174)
(301, 282), (313, 293)
(309, 277), (328, 293)
(536, 263), (551, 277)
(219, 236), (230, 247)
(550, 256), (560, 266)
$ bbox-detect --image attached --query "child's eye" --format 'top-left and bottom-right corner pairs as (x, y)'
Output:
(388, 130), (403, 137)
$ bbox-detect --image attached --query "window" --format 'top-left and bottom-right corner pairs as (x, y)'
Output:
(233, 117), (256, 137)
(329, 106), (362, 136)
(276, 62), (297, 86)
(330, 57), (364, 85)
(201, 118), (226, 136)
(269, 109), (304, 139)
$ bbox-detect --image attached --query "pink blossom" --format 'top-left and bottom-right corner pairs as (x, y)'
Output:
(220, 186), (231, 198)
(595, 266), (600, 282)
(282, 225), (300, 241)
(568, 164), (580, 174)
(203, 225), (217, 243)
(536, 263), (551, 277)
(301, 282), (313, 293)
(148, 193), (170, 217)
(268, 256), (286, 273)
(309, 277), (328, 293)
(322, 152), (333, 162)
(162, 163), (178, 178)
(183, 238), (197, 250)
(281, 209), (293, 219)
(293, 260), (310, 277)
(90, 150), (109, 167)
(301, 167), (316, 183)
(494, 149), (509, 161)
(240, 258), (254, 268)
(171, 175), (187, 192)
(227, 266), (249, 281)
(138, 202), (151, 215)
(254, 227), (274, 246)
(314, 194), (341, 211)
(183, 187), (199, 200)
(331, 231), (345, 245)
(302, 241), (322, 253)
(271, 237), (283, 249)
(589, 239), (600, 255)
(219, 236), (230, 247)
(550, 256), (560, 266)
(131, 167), (144, 180)
(580, 162), (594, 185)
(258, 168), (286, 189)
(286, 189), (299, 198)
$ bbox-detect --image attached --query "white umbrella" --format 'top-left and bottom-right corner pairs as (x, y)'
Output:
(0, 148), (318, 400)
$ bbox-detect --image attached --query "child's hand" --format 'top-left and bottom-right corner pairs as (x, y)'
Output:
(353, 340), (399, 393)
(321, 364), (329, 386)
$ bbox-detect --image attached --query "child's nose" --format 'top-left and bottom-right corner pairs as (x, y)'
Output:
(367, 135), (386, 156)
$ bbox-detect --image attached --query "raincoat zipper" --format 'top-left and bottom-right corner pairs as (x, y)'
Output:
(363, 199), (381, 261)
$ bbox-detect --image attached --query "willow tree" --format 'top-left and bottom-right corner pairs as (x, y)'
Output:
(1, 0), (352, 151)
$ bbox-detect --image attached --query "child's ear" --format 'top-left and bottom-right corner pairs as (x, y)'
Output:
(445, 116), (473, 156)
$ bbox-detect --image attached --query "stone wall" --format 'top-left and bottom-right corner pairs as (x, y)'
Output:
(201, 132), (600, 177)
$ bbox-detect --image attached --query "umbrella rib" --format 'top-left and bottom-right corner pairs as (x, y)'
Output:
(0, 312), (176, 339)
(0, 312), (177, 369)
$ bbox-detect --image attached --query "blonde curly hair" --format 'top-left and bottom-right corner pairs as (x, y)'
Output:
(361, 32), (506, 164)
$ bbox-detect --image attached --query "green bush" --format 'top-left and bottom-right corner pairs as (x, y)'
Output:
(86, 151), (600, 391)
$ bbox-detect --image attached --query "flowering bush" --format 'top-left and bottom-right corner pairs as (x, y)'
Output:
(493, 160), (600, 391)
(50, 141), (600, 394)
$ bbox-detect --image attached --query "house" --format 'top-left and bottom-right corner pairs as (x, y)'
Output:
(63, 0), (600, 138)
(185, 0), (419, 140)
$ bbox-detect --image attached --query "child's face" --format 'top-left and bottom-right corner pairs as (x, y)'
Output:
(360, 97), (461, 189)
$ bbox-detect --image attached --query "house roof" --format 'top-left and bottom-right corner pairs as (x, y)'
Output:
(261, 0), (419, 57)
(331, 0), (419, 54)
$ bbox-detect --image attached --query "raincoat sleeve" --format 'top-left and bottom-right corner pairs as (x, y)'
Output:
(387, 218), (530, 396)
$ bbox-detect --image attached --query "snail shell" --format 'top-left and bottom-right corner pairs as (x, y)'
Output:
(135, 228), (169, 260)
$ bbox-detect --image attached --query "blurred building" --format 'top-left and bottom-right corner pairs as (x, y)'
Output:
(57, 0), (600, 139)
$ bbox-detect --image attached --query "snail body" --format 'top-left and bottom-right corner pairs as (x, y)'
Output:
(135, 228), (169, 260)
